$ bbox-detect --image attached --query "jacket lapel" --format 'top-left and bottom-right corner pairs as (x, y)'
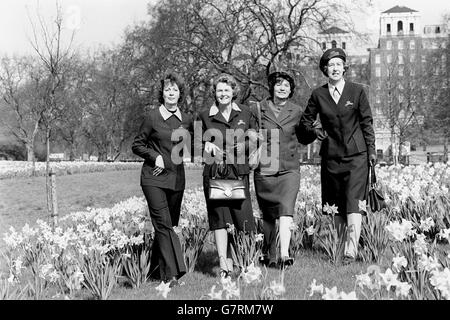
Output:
(277, 101), (296, 125)
(260, 100), (281, 128)
(336, 81), (351, 111)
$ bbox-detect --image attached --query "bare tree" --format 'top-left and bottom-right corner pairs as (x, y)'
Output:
(0, 56), (44, 162)
(27, 2), (76, 217)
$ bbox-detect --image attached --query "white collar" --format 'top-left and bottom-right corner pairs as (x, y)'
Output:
(159, 105), (182, 121)
(328, 79), (345, 95)
(209, 102), (241, 116)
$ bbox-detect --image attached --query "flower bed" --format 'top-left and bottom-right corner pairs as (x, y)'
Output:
(1, 163), (449, 300)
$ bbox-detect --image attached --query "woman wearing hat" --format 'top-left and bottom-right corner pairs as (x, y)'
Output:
(299, 48), (377, 264)
(253, 70), (316, 268)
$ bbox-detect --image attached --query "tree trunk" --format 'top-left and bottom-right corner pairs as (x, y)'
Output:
(46, 128), (52, 214)
(26, 143), (34, 161)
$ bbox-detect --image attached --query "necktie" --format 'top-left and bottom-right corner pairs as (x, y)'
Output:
(333, 87), (340, 103)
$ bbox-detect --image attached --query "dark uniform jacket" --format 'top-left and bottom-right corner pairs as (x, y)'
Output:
(198, 103), (257, 177)
(300, 81), (376, 159)
(132, 106), (193, 190)
(252, 99), (316, 173)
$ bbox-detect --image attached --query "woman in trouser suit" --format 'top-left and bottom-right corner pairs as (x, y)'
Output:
(198, 73), (257, 278)
(132, 72), (193, 286)
(253, 70), (316, 269)
(299, 48), (377, 264)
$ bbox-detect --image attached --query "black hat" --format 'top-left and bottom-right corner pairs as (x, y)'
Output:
(267, 70), (296, 98)
(319, 48), (347, 75)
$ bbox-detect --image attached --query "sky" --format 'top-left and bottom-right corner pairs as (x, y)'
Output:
(0, 0), (448, 56)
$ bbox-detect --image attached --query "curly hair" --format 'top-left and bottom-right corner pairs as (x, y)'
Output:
(158, 72), (186, 105)
(211, 73), (240, 102)
(268, 72), (296, 99)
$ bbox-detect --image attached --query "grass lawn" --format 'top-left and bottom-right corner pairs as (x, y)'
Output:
(0, 168), (386, 300)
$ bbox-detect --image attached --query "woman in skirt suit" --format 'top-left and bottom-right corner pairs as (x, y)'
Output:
(253, 70), (316, 268)
(299, 48), (377, 264)
(132, 72), (193, 286)
(198, 73), (257, 278)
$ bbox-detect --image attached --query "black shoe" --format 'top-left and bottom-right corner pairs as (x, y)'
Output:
(219, 269), (231, 279)
(165, 277), (180, 288)
(280, 256), (294, 269)
(342, 255), (356, 265)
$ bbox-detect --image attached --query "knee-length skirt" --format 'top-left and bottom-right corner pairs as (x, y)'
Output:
(321, 152), (369, 216)
(203, 174), (256, 232)
(254, 169), (300, 221)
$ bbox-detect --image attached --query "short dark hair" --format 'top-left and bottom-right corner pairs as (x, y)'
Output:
(158, 72), (185, 105)
(268, 72), (295, 99)
(211, 73), (240, 102)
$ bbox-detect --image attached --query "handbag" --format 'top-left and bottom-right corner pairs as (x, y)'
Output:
(368, 163), (387, 212)
(209, 163), (246, 200)
(249, 101), (263, 170)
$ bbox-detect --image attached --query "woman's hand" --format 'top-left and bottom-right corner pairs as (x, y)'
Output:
(205, 142), (222, 157)
(153, 155), (165, 176)
(369, 153), (377, 167)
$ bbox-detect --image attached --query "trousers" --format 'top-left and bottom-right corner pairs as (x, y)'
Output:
(141, 185), (186, 281)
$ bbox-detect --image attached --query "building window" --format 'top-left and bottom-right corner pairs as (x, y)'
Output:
(386, 40), (392, 50)
(436, 26), (441, 33)
(410, 23), (414, 32)
(398, 54), (404, 64)
(410, 40), (415, 49)
(398, 40), (404, 50)
(399, 66), (404, 76)
(375, 54), (380, 64)
(397, 21), (403, 32)
(342, 42), (346, 50)
(387, 54), (392, 63)
(410, 54), (415, 62)
(331, 40), (337, 48)
(376, 67), (381, 77)
(387, 24), (391, 33)
(322, 42), (326, 50)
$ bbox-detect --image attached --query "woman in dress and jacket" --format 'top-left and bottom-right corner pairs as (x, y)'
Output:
(299, 48), (377, 264)
(132, 72), (193, 286)
(253, 70), (316, 269)
(198, 73), (257, 278)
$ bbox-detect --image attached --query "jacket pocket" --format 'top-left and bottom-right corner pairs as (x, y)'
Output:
(351, 129), (367, 153)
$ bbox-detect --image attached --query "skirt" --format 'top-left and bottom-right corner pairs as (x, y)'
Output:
(203, 174), (256, 232)
(254, 169), (300, 221)
(321, 152), (369, 216)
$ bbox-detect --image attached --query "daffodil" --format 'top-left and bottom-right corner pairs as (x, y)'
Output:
(309, 279), (324, 297)
(155, 281), (171, 299)
(392, 254), (407, 272)
(322, 286), (340, 300)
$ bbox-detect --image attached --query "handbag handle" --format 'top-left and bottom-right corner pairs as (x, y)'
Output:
(211, 162), (241, 180)
(256, 101), (261, 132)
(370, 163), (377, 187)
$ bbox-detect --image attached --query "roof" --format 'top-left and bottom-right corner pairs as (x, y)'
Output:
(382, 5), (418, 14)
(319, 27), (349, 34)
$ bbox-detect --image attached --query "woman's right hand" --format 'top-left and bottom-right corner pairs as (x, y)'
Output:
(205, 142), (222, 157)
